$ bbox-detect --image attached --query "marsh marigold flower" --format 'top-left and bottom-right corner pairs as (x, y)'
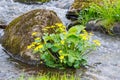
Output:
(35, 37), (40, 41)
(61, 40), (65, 45)
(38, 45), (43, 49)
(59, 50), (62, 54)
(59, 55), (64, 60)
(79, 34), (88, 40)
(59, 55), (64, 62)
(93, 40), (101, 46)
(51, 26), (55, 28)
(89, 32), (94, 36)
(27, 43), (35, 49)
(56, 23), (63, 27)
(32, 32), (37, 36)
(27, 45), (32, 49)
(63, 31), (66, 34)
(34, 44), (43, 51)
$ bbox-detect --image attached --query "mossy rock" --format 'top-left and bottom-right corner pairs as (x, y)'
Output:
(13, 0), (50, 4)
(2, 9), (62, 65)
(70, 0), (101, 10)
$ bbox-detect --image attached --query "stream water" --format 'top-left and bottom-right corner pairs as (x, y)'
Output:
(0, 0), (120, 80)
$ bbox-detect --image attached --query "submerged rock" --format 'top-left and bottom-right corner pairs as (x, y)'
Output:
(13, 0), (50, 4)
(2, 9), (62, 65)
(86, 20), (120, 35)
(0, 24), (7, 29)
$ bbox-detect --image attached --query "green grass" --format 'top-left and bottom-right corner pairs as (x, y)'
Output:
(78, 0), (120, 33)
(18, 73), (79, 80)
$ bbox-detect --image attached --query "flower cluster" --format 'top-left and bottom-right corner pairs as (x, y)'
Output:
(27, 24), (101, 69)
(93, 40), (101, 46)
(27, 34), (43, 52)
(42, 23), (66, 34)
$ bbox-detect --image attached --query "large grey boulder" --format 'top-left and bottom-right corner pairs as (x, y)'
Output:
(2, 9), (62, 65)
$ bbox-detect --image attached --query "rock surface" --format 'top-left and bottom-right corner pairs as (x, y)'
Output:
(85, 20), (120, 35)
(2, 9), (62, 65)
(13, 0), (50, 4)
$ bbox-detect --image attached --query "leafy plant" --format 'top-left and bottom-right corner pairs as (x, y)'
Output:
(78, 0), (120, 33)
(27, 23), (100, 69)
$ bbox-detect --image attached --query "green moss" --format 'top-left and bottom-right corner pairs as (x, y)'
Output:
(71, 0), (101, 10)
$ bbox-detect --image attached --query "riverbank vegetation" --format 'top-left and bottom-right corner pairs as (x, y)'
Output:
(18, 73), (78, 80)
(78, 0), (120, 34)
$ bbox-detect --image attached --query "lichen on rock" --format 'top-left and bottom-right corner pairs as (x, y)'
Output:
(2, 9), (62, 65)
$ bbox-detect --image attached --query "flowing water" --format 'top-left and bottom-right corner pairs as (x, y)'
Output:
(0, 0), (120, 80)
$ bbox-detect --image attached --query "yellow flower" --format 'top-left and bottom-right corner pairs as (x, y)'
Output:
(31, 44), (35, 47)
(27, 45), (32, 49)
(32, 42), (37, 45)
(59, 55), (64, 60)
(32, 32), (37, 36)
(36, 43), (41, 45)
(38, 45), (43, 49)
(63, 32), (66, 34)
(55, 23), (63, 27)
(60, 27), (64, 31)
(79, 34), (88, 40)
(42, 28), (47, 31)
(89, 32), (94, 36)
(61, 40), (65, 45)
(59, 50), (62, 54)
(35, 37), (40, 41)
(93, 40), (101, 46)
(46, 27), (50, 29)
(59, 55), (65, 63)
(82, 30), (87, 33)
(28, 43), (35, 48)
(34, 44), (43, 51)
(51, 26), (55, 28)
(34, 47), (39, 51)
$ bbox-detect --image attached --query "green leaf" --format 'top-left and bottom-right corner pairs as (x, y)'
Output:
(41, 52), (48, 60)
(80, 58), (87, 66)
(68, 55), (75, 63)
(60, 33), (65, 40)
(74, 61), (80, 68)
(67, 34), (79, 43)
(45, 43), (53, 48)
(41, 52), (56, 68)
(77, 42), (83, 51)
(67, 62), (73, 67)
(46, 61), (56, 68)
(68, 25), (85, 34)
(51, 46), (59, 52)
